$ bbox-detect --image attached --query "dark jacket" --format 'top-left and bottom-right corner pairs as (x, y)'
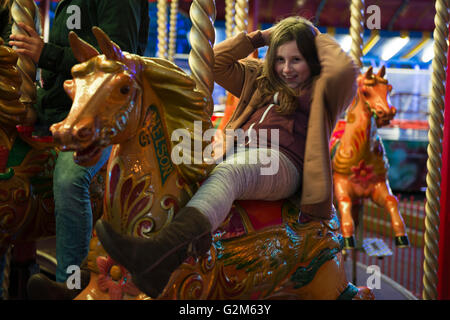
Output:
(0, 3), (12, 43)
(35, 0), (149, 128)
(213, 31), (358, 219)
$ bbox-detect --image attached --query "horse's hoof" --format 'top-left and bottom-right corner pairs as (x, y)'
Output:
(343, 236), (355, 249)
(395, 235), (409, 247)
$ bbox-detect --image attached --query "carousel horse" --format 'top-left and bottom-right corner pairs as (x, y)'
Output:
(330, 66), (409, 249)
(0, 41), (104, 259)
(50, 27), (374, 300)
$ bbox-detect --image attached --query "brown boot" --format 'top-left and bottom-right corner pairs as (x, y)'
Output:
(27, 268), (90, 300)
(95, 206), (212, 298)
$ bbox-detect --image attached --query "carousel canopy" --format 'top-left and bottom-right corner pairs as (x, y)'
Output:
(175, 0), (438, 68)
(43, 0), (439, 68)
(176, 0), (436, 32)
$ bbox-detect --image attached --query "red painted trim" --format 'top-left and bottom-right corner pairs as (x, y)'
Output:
(237, 200), (283, 231)
(437, 37), (450, 300)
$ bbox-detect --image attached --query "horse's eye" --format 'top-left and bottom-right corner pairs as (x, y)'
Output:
(120, 86), (130, 95)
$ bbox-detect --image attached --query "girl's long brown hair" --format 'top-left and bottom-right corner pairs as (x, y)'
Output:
(257, 16), (321, 115)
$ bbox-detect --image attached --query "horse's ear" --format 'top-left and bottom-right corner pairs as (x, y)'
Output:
(92, 26), (124, 61)
(365, 66), (373, 78)
(69, 31), (99, 63)
(377, 65), (386, 78)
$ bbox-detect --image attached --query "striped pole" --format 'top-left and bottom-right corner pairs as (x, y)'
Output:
(225, 0), (235, 38)
(168, 0), (179, 62)
(422, 0), (449, 300)
(157, 0), (168, 59)
(188, 0), (216, 117)
(11, 0), (38, 106)
(349, 0), (364, 68)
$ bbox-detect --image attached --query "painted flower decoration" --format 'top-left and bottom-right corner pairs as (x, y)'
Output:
(349, 160), (377, 188)
(96, 255), (140, 300)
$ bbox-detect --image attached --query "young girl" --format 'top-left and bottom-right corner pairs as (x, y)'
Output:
(96, 16), (358, 298)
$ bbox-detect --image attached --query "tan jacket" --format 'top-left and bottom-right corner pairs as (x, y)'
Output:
(213, 31), (358, 220)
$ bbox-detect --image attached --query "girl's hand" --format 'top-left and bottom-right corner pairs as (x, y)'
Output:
(261, 27), (275, 44)
(312, 26), (321, 36)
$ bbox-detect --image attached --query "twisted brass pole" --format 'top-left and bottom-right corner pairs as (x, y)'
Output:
(422, 0), (449, 301)
(349, 0), (364, 68)
(188, 0), (216, 117)
(225, 0), (235, 38)
(348, 0), (365, 286)
(157, 0), (168, 59)
(168, 0), (179, 62)
(11, 0), (37, 106)
(2, 246), (12, 300)
(234, 0), (248, 34)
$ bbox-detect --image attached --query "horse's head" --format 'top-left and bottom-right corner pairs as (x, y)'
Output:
(50, 27), (143, 166)
(357, 66), (396, 127)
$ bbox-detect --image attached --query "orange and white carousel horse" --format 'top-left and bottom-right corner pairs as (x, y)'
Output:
(50, 27), (374, 300)
(330, 66), (409, 249)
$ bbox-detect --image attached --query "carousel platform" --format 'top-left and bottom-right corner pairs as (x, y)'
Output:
(343, 258), (415, 300)
(27, 238), (417, 300)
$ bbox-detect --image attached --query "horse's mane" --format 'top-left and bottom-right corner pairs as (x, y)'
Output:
(0, 44), (25, 126)
(141, 57), (215, 184)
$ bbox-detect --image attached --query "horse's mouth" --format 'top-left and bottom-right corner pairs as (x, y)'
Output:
(376, 117), (393, 127)
(73, 143), (103, 167)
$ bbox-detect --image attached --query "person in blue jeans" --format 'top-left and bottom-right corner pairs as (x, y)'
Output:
(52, 147), (112, 283)
(9, 0), (149, 299)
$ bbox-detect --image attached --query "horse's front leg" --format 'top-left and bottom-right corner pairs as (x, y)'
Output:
(371, 181), (409, 247)
(333, 173), (356, 248)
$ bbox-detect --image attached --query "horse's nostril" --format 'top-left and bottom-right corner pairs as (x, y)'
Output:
(75, 125), (94, 141)
(72, 118), (96, 142)
(77, 127), (92, 140)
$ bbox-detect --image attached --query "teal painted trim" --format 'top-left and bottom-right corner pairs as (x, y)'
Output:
(337, 282), (359, 300)
(0, 167), (14, 180)
(291, 247), (340, 289)
(337, 234), (345, 250)
(330, 140), (340, 159)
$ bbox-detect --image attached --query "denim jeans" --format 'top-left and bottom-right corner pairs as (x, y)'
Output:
(53, 146), (111, 283)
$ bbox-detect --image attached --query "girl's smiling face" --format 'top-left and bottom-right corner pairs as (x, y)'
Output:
(274, 40), (311, 89)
